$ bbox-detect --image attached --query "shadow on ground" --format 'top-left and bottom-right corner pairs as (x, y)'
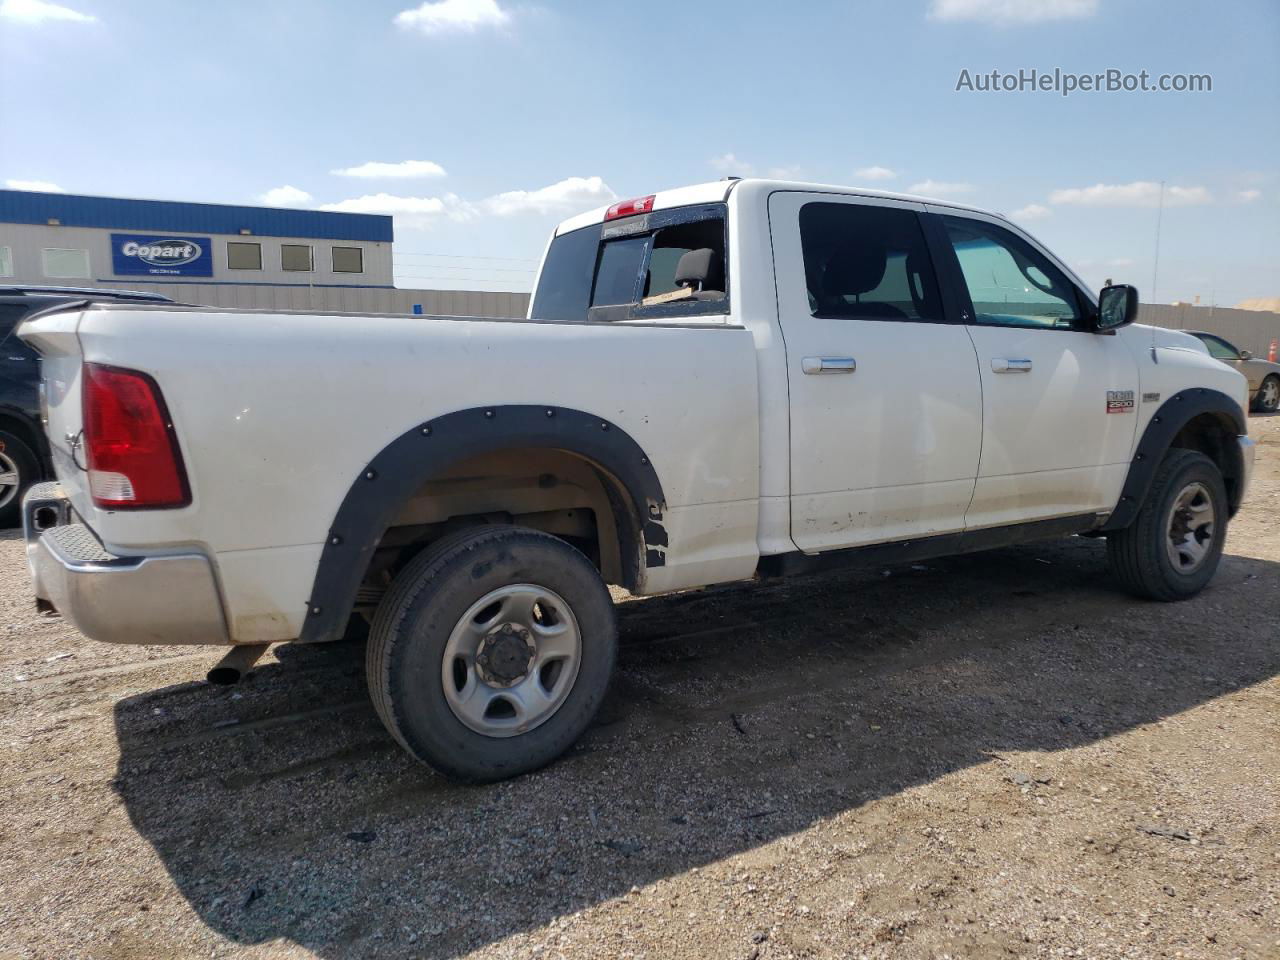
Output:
(111, 536), (1280, 958)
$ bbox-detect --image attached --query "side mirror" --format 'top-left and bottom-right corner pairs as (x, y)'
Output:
(1096, 283), (1139, 332)
(1240, 349), (1253, 360)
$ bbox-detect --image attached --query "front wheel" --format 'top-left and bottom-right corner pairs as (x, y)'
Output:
(366, 525), (617, 782)
(1106, 449), (1228, 601)
(1255, 375), (1280, 413)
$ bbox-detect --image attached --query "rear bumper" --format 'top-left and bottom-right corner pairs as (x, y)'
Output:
(23, 483), (228, 645)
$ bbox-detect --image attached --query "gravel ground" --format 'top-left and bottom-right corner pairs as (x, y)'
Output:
(2, 415), (1278, 960)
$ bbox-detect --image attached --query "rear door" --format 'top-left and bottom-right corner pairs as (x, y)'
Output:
(928, 210), (1140, 529)
(769, 192), (983, 552)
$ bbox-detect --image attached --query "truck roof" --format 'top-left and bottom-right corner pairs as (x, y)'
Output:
(553, 177), (1005, 235)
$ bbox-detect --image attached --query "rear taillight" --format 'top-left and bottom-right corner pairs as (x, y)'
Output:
(82, 362), (190, 509)
(604, 195), (655, 221)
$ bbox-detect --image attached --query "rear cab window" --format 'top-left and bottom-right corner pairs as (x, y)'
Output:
(531, 203), (728, 323)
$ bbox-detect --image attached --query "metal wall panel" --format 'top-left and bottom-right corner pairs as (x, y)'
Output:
(1140, 303), (1280, 357)
(0, 189), (392, 242)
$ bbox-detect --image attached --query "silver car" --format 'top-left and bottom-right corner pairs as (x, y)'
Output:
(1188, 331), (1280, 413)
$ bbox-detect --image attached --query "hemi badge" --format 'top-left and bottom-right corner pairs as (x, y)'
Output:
(1107, 390), (1136, 414)
(1142, 392), (1161, 403)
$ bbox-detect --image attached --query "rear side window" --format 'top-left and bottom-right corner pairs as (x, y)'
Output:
(798, 203), (943, 322)
(531, 204), (728, 322)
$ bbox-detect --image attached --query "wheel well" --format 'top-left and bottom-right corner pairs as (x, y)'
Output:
(1169, 411), (1244, 512)
(353, 448), (636, 616)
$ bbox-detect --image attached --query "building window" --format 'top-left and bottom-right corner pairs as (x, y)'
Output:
(331, 246), (363, 274)
(42, 248), (90, 279)
(281, 244), (313, 272)
(0, 246), (12, 278)
(227, 241), (262, 270)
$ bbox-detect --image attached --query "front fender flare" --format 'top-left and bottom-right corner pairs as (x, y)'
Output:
(299, 405), (668, 643)
(1101, 388), (1246, 532)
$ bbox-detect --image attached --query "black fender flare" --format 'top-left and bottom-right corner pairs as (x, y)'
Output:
(1101, 388), (1247, 532)
(299, 405), (668, 643)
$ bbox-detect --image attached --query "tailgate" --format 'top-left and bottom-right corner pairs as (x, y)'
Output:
(17, 307), (90, 516)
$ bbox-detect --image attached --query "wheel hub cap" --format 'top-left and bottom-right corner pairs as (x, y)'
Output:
(1165, 481), (1216, 573)
(476, 624), (535, 686)
(442, 583), (583, 738)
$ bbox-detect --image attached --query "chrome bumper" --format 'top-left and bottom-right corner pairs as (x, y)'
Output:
(23, 483), (229, 645)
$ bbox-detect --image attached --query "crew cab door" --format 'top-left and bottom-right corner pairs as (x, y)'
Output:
(769, 192), (983, 552)
(927, 209), (1140, 529)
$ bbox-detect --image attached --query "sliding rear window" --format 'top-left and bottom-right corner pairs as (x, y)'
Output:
(530, 203), (728, 322)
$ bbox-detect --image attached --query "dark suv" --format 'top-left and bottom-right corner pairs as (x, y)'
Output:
(0, 285), (172, 526)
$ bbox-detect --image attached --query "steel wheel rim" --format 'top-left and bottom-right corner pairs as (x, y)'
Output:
(1263, 379), (1279, 408)
(442, 583), (582, 738)
(0, 451), (20, 509)
(1164, 481), (1216, 573)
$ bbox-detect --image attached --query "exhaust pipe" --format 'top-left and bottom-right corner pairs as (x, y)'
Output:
(207, 643), (270, 686)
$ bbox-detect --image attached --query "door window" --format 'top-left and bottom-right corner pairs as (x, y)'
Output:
(941, 216), (1082, 329)
(798, 203), (943, 322)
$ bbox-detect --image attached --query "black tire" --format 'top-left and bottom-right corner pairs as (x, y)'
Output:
(1254, 374), (1280, 413)
(0, 429), (40, 529)
(366, 524), (617, 782)
(1106, 449), (1228, 601)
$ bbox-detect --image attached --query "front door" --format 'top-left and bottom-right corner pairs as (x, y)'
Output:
(929, 210), (1141, 529)
(769, 192), (983, 553)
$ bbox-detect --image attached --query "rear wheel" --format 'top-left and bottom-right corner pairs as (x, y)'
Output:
(1106, 449), (1227, 601)
(366, 525), (616, 782)
(1255, 375), (1280, 413)
(0, 430), (39, 528)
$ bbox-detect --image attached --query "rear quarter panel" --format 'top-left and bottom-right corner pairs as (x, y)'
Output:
(64, 309), (762, 640)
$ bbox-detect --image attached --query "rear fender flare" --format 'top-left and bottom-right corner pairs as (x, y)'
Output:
(299, 405), (667, 643)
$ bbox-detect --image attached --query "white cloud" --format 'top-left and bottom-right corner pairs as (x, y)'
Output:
(1048, 181), (1211, 208)
(331, 159), (447, 179)
(322, 176), (615, 226)
(710, 153), (755, 176)
(393, 0), (508, 35)
(854, 165), (897, 181)
(483, 176), (616, 216)
(319, 192), (476, 227)
(1010, 203), (1052, 221)
(0, 0), (95, 23)
(5, 178), (66, 192)
(908, 179), (976, 197)
(1235, 189), (1261, 203)
(928, 0), (1097, 25)
(257, 185), (313, 207)
(766, 165), (803, 180)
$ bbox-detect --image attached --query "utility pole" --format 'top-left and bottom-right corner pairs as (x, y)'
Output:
(1151, 180), (1165, 303)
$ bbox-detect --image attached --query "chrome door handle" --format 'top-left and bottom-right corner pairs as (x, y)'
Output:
(991, 358), (1033, 373)
(802, 356), (856, 375)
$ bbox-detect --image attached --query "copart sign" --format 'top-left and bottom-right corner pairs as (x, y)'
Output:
(111, 233), (213, 277)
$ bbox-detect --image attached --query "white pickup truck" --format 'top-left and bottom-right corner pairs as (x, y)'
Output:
(20, 178), (1255, 781)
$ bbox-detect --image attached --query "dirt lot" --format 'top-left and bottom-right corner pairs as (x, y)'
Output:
(2, 418), (1278, 960)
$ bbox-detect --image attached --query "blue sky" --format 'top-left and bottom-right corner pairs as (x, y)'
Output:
(2, 0), (1277, 305)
